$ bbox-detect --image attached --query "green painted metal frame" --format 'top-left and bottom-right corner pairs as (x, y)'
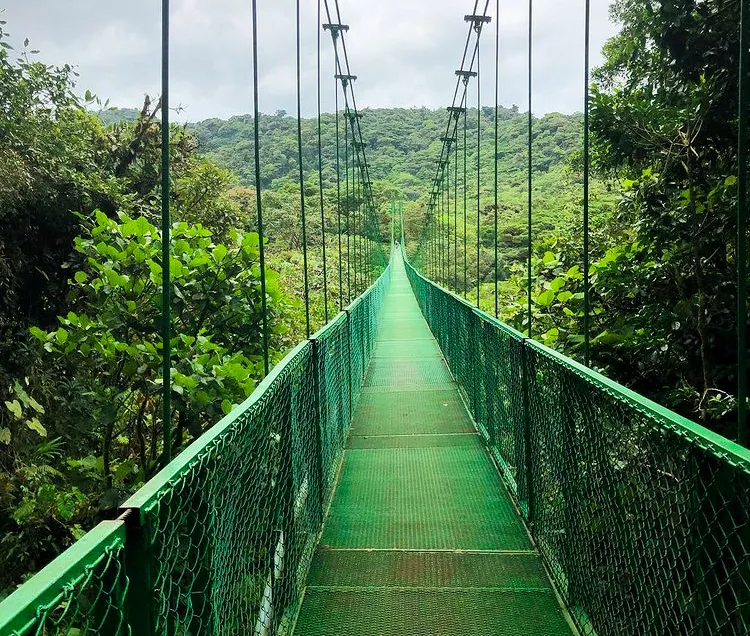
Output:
(0, 521), (128, 635)
(404, 254), (750, 635)
(0, 259), (392, 636)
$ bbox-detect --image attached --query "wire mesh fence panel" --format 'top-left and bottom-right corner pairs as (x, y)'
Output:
(313, 312), (353, 505)
(474, 312), (527, 506)
(407, 264), (474, 409)
(126, 341), (318, 636)
(405, 255), (750, 636)
(525, 340), (750, 636)
(0, 521), (129, 636)
(116, 262), (390, 636)
(347, 265), (390, 414)
(348, 300), (366, 413)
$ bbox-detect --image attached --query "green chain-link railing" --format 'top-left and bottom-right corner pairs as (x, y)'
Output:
(0, 260), (390, 636)
(405, 256), (750, 636)
(0, 521), (129, 636)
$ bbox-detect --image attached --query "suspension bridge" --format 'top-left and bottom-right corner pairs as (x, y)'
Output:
(1, 0), (749, 634)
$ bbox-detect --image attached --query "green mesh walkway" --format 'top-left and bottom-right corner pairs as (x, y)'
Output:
(292, 257), (573, 635)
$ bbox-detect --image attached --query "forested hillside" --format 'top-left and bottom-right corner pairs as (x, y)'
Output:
(188, 106), (607, 232)
(2, 0), (748, 602)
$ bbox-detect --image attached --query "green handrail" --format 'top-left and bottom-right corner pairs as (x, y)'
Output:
(0, 261), (391, 636)
(404, 254), (750, 635)
(0, 521), (129, 636)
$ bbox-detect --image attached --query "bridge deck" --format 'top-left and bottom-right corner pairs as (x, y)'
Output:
(292, 257), (573, 635)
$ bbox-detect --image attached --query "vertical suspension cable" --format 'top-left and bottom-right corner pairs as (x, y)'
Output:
(251, 0), (269, 375)
(160, 0), (172, 464)
(447, 152), (451, 287)
(739, 0), (749, 444)
(526, 0), (533, 337)
(441, 173), (445, 283)
(355, 155), (359, 293)
(583, 0), (591, 366)
(464, 106), (468, 298)
(476, 48), (481, 308)
(439, 178), (443, 283)
(358, 159), (362, 292)
(345, 114), (351, 302)
(296, 0), (310, 337)
(494, 0), (499, 318)
(317, 0), (329, 323)
(454, 127), (459, 289)
(356, 157), (361, 293)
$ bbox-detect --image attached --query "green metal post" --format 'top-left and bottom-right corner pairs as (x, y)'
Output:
(122, 514), (154, 635)
(521, 343), (535, 526)
(309, 337), (326, 524)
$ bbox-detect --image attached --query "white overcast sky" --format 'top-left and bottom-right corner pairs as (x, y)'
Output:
(2, 0), (617, 121)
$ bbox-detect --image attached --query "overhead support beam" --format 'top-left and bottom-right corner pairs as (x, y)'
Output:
(455, 70), (478, 84)
(447, 106), (466, 118)
(323, 23), (349, 33)
(335, 73), (357, 87)
(464, 14), (492, 32)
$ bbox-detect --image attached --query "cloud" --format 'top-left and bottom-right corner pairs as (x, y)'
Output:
(2, 0), (617, 121)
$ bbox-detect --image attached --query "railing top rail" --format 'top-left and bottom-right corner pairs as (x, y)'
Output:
(119, 337), (312, 517)
(0, 520), (126, 635)
(121, 259), (390, 516)
(404, 253), (750, 470)
(524, 337), (750, 468)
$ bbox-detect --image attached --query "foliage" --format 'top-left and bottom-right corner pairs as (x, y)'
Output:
(1, 210), (284, 594)
(478, 0), (747, 438)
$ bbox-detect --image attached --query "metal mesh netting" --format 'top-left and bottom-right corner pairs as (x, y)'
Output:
(405, 258), (750, 635)
(525, 341), (750, 635)
(293, 252), (572, 635)
(1, 521), (129, 636)
(133, 340), (319, 635)
(120, 264), (389, 635)
(314, 312), (352, 504)
(0, 263), (390, 636)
